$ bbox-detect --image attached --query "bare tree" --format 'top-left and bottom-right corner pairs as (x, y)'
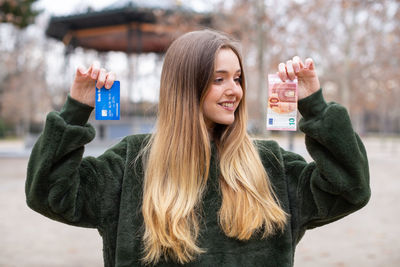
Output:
(212, 0), (400, 135)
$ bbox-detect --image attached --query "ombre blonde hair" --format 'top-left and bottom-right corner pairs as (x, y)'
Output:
(140, 29), (287, 265)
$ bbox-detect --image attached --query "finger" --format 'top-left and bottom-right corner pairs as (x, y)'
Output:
(286, 60), (296, 80)
(292, 56), (304, 72)
(89, 61), (101, 79)
(278, 63), (287, 82)
(292, 56), (301, 73)
(305, 58), (315, 70)
(96, 68), (107, 89)
(104, 72), (116, 89)
(77, 65), (88, 76)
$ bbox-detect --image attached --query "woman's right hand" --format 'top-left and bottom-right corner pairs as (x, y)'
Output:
(70, 61), (116, 107)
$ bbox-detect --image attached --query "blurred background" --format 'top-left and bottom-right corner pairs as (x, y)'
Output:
(0, 0), (399, 266)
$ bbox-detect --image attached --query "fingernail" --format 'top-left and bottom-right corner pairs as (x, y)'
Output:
(305, 59), (312, 68)
(78, 66), (86, 74)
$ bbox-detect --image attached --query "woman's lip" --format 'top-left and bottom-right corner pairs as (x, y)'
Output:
(218, 101), (235, 105)
(218, 102), (236, 111)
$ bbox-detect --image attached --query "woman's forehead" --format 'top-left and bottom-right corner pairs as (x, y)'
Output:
(214, 48), (241, 73)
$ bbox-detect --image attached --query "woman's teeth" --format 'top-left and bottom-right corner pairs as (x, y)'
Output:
(221, 102), (233, 108)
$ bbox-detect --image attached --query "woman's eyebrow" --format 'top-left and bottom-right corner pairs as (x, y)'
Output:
(215, 69), (242, 74)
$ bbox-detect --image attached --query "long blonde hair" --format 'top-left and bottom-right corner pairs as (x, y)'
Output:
(140, 29), (287, 265)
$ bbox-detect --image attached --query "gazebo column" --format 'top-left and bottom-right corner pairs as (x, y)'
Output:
(126, 22), (143, 115)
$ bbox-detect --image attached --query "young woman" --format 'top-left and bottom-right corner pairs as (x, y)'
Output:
(26, 29), (370, 266)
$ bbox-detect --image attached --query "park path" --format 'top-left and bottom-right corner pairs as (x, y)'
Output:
(0, 136), (399, 266)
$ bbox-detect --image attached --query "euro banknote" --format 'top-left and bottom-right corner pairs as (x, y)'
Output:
(266, 74), (298, 131)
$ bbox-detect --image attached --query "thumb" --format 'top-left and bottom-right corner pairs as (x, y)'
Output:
(76, 65), (88, 76)
(305, 58), (315, 70)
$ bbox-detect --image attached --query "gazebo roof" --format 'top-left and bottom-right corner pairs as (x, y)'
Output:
(46, 3), (213, 53)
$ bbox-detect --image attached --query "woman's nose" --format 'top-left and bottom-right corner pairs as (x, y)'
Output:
(226, 79), (241, 95)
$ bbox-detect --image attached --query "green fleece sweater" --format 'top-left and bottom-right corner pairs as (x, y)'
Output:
(26, 89), (370, 267)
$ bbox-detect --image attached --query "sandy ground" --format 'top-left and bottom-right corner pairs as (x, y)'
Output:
(0, 136), (399, 267)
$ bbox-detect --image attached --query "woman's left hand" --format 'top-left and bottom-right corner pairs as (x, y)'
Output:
(277, 56), (320, 100)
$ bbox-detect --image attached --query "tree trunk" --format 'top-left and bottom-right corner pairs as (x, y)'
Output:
(255, 0), (267, 136)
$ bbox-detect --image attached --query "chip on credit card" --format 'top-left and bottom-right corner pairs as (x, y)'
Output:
(95, 81), (120, 120)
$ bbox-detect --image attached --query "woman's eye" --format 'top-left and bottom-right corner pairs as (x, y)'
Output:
(234, 77), (242, 83)
(214, 78), (223, 83)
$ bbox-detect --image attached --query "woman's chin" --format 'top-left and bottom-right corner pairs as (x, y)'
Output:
(217, 118), (235, 126)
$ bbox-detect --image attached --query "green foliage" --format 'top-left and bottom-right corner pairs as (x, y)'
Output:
(0, 0), (41, 28)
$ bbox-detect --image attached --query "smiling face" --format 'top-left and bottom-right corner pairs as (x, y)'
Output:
(202, 48), (243, 130)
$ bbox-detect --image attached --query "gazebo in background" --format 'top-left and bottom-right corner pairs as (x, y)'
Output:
(45, 0), (214, 141)
(45, 1), (213, 55)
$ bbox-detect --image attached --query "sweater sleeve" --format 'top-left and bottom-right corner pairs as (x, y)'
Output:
(25, 95), (127, 228)
(282, 89), (370, 243)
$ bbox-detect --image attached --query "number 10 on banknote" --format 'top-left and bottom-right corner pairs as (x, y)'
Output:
(266, 74), (298, 131)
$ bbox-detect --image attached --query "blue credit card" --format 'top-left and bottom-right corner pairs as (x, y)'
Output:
(95, 81), (120, 120)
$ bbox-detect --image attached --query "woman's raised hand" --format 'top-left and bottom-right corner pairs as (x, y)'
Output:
(277, 56), (320, 100)
(70, 62), (116, 107)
